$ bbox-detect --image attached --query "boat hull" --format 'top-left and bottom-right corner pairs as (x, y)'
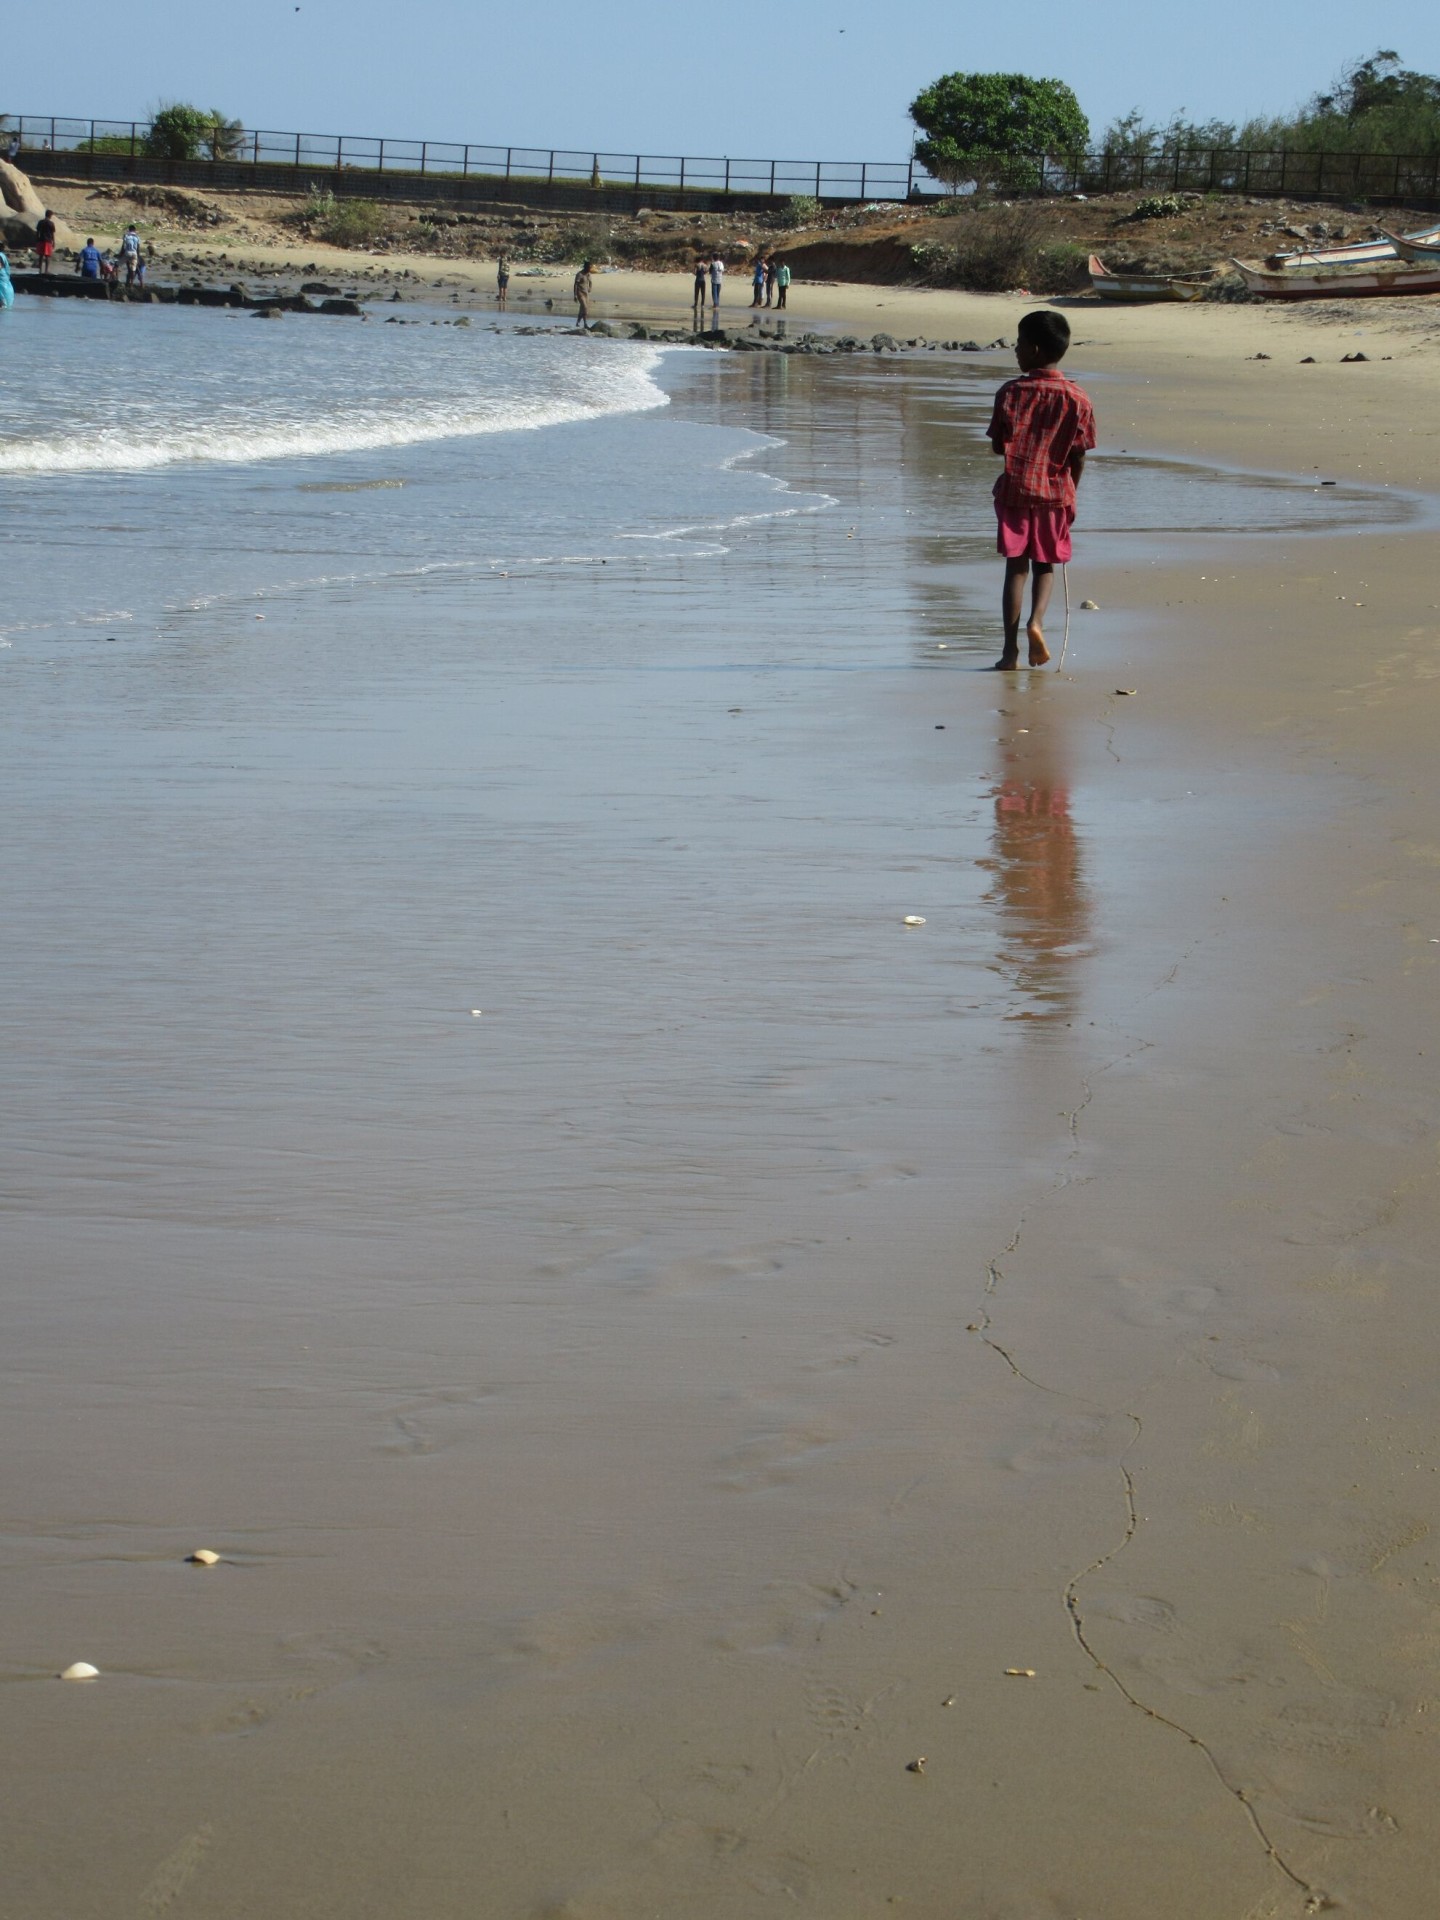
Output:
(1231, 256), (1440, 300)
(1265, 222), (1440, 270)
(1088, 254), (1208, 303)
(1381, 231), (1440, 264)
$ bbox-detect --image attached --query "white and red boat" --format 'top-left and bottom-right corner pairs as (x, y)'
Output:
(1231, 255), (1440, 299)
(1088, 254), (1209, 303)
(1264, 220), (1440, 270)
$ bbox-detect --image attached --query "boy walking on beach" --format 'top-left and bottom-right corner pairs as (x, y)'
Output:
(988, 310), (1095, 669)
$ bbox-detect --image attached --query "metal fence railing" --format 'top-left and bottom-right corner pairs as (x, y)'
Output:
(5, 116), (920, 201)
(8, 116), (1440, 208)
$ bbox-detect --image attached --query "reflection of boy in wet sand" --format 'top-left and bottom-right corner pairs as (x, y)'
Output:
(988, 311), (1096, 670)
(991, 722), (1088, 1017)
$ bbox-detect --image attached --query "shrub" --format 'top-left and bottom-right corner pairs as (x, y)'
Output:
(318, 198), (390, 247)
(295, 187), (390, 247)
(779, 194), (820, 229)
(1029, 241), (1090, 292)
(1130, 193), (1191, 219)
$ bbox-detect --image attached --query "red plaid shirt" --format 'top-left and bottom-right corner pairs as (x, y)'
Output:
(989, 369), (1096, 511)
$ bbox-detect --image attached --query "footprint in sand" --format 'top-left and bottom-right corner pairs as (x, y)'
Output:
(560, 1243), (790, 1301)
(139, 1824), (214, 1913)
(1002, 1409), (1133, 1476)
(379, 1387), (495, 1456)
(713, 1415), (842, 1492)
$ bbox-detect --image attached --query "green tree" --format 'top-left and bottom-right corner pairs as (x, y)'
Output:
(1241, 50), (1440, 156)
(146, 103), (244, 162)
(909, 72), (1089, 191)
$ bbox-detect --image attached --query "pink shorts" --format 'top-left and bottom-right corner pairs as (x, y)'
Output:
(995, 501), (1074, 564)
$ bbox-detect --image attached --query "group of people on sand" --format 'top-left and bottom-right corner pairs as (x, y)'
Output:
(691, 249), (789, 329)
(491, 249), (793, 335)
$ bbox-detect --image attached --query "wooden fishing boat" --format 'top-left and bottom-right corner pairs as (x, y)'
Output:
(1378, 228), (1440, 263)
(1230, 255), (1440, 300)
(1265, 221), (1440, 270)
(1087, 255), (1208, 303)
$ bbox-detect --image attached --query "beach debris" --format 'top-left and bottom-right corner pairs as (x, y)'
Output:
(902, 916), (927, 927)
(59, 1662), (100, 1681)
(1080, 599), (1099, 611)
(186, 1548), (221, 1566)
(1300, 356), (1317, 364)
(935, 724), (945, 729)
(941, 1694), (957, 1707)
(470, 1009), (483, 1018)
(1249, 352), (1271, 360)
(1115, 688), (1137, 697)
(1003, 1668), (1036, 1679)
(1341, 351), (1369, 363)
(906, 1757), (927, 1774)
(936, 642), (948, 649)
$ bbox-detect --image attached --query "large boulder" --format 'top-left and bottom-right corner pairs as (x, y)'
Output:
(0, 160), (78, 250)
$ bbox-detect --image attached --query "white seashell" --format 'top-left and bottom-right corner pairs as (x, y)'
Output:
(60, 1662), (99, 1680)
(1080, 599), (1099, 611)
(470, 1010), (482, 1017)
(902, 916), (926, 927)
(187, 1549), (221, 1566)
(1004, 1667), (1036, 1678)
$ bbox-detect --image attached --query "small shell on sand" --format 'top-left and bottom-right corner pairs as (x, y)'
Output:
(1004, 1667), (1036, 1678)
(1115, 688), (1137, 697)
(187, 1549), (221, 1566)
(902, 916), (927, 927)
(1080, 599), (1100, 611)
(906, 1757), (927, 1774)
(60, 1662), (99, 1681)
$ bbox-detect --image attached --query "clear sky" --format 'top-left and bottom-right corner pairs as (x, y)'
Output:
(14, 0), (1440, 160)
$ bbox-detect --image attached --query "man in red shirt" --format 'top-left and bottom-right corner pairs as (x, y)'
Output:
(987, 310), (1096, 668)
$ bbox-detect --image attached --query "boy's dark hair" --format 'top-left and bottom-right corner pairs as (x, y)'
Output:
(1017, 309), (1071, 362)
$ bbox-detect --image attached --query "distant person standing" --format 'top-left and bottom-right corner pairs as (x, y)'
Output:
(119, 224), (141, 288)
(691, 254), (707, 327)
(764, 254), (777, 306)
(0, 247), (13, 311)
(35, 209), (57, 275)
(775, 259), (791, 309)
(77, 236), (102, 279)
(709, 249), (725, 326)
(496, 254), (510, 309)
(4, 132), (19, 163)
(750, 253), (766, 307)
(573, 259), (593, 330)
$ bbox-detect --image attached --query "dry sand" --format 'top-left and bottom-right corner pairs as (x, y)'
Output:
(6, 265), (1440, 1917)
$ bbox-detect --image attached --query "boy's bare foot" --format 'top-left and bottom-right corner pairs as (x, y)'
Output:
(1026, 622), (1051, 667)
(991, 653), (1020, 671)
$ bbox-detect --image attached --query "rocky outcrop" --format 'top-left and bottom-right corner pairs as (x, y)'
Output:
(0, 159), (78, 249)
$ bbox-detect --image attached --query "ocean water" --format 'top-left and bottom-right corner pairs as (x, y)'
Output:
(0, 298), (1418, 653)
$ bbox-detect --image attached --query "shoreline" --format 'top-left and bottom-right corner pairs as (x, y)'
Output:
(7, 261), (1440, 1915)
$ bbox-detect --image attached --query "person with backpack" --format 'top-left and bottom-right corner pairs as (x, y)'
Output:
(118, 225), (142, 289)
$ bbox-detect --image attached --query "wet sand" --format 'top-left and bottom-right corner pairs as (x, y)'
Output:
(6, 313), (1440, 1918)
